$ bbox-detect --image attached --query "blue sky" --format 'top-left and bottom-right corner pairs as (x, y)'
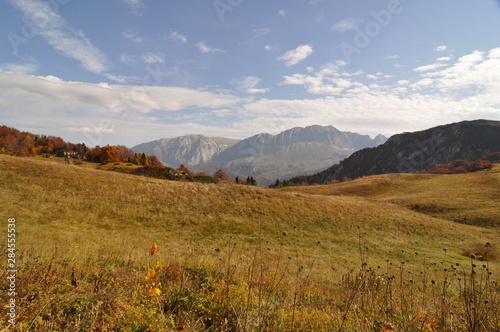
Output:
(1, 0), (500, 147)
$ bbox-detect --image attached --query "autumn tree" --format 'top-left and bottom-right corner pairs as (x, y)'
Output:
(117, 145), (134, 162)
(73, 143), (88, 154)
(213, 169), (231, 182)
(0, 127), (36, 155)
(147, 155), (163, 167)
(178, 164), (192, 174)
(100, 145), (122, 164)
(90, 146), (103, 162)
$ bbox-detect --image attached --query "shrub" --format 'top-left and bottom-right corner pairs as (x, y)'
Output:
(462, 243), (498, 261)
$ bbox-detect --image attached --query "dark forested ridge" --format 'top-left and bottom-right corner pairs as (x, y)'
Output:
(306, 120), (500, 184)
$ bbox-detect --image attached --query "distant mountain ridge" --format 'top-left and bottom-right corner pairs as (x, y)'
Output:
(131, 135), (240, 167)
(131, 125), (388, 185)
(308, 120), (500, 183)
(211, 125), (386, 162)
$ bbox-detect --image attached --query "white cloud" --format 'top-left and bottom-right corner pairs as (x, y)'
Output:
(436, 56), (452, 62)
(9, 0), (109, 73)
(264, 45), (274, 51)
(122, 30), (143, 43)
(273, 47), (500, 136)
(68, 126), (115, 134)
(120, 0), (144, 13)
(277, 45), (313, 67)
(415, 49), (499, 95)
(232, 76), (269, 94)
(168, 31), (187, 43)
(141, 53), (165, 64)
(332, 18), (360, 33)
(366, 74), (380, 80)
(196, 41), (224, 54)
(413, 63), (448, 72)
(278, 9), (287, 17)
(0, 72), (247, 145)
(0, 72), (244, 114)
(281, 61), (364, 95)
(384, 55), (399, 60)
(103, 73), (141, 84)
(120, 54), (138, 65)
(253, 28), (271, 39)
(0, 63), (37, 75)
(435, 45), (447, 52)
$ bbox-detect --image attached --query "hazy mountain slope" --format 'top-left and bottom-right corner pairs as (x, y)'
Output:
(308, 120), (500, 183)
(132, 135), (240, 167)
(211, 125), (384, 162)
(193, 125), (387, 183)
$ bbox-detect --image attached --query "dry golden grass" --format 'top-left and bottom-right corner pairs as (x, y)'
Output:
(283, 166), (500, 228)
(0, 155), (499, 331)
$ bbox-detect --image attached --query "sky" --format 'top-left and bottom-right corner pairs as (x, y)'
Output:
(1, 0), (500, 147)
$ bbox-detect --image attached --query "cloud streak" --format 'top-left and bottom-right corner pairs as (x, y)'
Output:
(196, 41), (224, 54)
(8, 0), (109, 73)
(232, 76), (268, 94)
(277, 45), (313, 66)
(332, 18), (360, 33)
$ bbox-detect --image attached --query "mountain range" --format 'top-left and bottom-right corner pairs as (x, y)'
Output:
(132, 120), (500, 186)
(132, 125), (387, 184)
(131, 135), (239, 167)
(307, 119), (500, 183)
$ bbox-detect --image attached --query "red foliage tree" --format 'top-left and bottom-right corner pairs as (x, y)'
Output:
(90, 146), (103, 162)
(213, 169), (231, 182)
(0, 126), (36, 155)
(177, 164), (192, 174)
(100, 145), (122, 164)
(147, 155), (163, 167)
(117, 145), (134, 162)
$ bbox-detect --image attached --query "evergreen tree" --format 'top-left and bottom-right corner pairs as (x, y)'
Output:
(246, 176), (257, 186)
(139, 153), (148, 165)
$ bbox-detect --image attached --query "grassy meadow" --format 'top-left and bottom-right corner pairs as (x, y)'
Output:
(0, 154), (499, 331)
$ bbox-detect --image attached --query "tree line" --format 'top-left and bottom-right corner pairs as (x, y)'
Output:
(0, 125), (162, 166)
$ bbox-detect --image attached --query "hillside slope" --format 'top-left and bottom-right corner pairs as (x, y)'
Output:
(309, 120), (500, 183)
(0, 154), (497, 267)
(284, 166), (500, 228)
(1, 154), (499, 331)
